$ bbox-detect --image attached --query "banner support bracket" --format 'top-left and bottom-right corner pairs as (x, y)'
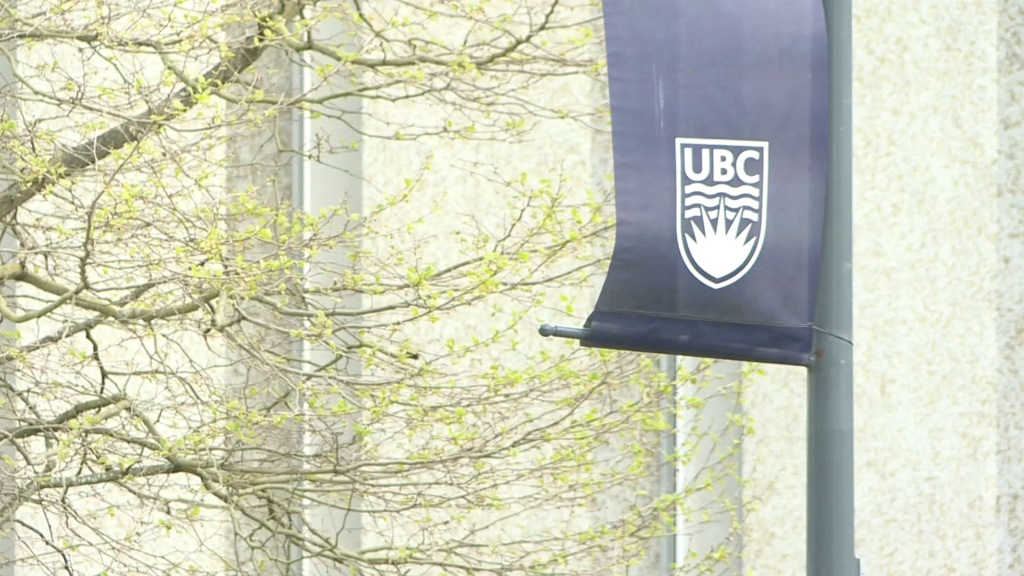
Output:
(538, 323), (591, 340)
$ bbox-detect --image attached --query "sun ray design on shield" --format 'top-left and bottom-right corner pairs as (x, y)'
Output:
(686, 197), (756, 280)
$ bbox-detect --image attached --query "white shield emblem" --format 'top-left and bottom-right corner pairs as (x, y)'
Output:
(675, 137), (769, 289)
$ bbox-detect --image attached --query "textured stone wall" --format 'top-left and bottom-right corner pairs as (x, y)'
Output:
(743, 2), (1022, 574)
(999, 2), (1024, 575)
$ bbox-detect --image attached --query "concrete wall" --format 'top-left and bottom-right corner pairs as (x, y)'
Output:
(743, 2), (1024, 574)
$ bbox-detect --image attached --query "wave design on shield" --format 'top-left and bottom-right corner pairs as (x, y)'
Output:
(675, 138), (769, 290)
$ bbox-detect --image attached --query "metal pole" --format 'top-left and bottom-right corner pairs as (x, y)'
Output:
(658, 355), (677, 576)
(289, 30), (308, 575)
(808, 0), (856, 575)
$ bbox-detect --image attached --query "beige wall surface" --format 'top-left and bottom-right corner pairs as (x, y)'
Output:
(744, 1), (1024, 575)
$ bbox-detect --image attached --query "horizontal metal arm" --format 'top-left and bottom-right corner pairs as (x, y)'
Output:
(538, 322), (592, 340)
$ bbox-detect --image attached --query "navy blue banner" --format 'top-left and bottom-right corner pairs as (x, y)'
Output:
(583, 0), (829, 366)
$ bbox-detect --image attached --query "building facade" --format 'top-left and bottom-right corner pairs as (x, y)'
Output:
(4, 1), (1024, 575)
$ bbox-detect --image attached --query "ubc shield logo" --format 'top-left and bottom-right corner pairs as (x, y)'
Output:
(675, 138), (769, 289)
